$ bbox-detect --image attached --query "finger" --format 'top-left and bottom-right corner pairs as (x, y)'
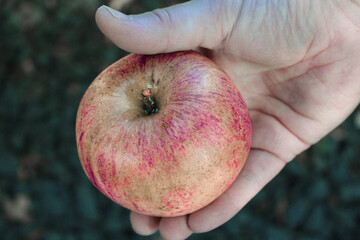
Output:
(188, 149), (286, 233)
(130, 211), (160, 236)
(95, 1), (221, 54)
(159, 215), (193, 240)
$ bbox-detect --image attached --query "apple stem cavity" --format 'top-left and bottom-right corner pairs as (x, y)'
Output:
(141, 88), (158, 115)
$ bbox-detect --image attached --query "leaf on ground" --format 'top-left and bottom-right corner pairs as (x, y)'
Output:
(18, 154), (47, 181)
(3, 194), (32, 223)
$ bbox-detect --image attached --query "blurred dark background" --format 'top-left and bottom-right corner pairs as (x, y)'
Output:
(1, 0), (360, 239)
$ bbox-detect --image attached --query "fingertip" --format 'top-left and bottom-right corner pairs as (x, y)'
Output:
(95, 5), (161, 54)
(95, 5), (126, 33)
(159, 216), (193, 240)
(96, 5), (128, 20)
(187, 186), (248, 234)
(130, 212), (160, 236)
(187, 194), (234, 233)
(95, 6), (111, 36)
(94, 1), (211, 54)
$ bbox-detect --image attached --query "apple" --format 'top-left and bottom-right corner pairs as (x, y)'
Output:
(76, 50), (251, 217)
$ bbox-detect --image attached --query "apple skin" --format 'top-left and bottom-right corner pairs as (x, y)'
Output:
(76, 50), (251, 217)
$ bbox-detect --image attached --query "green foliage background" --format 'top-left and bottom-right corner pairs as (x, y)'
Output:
(1, 0), (359, 239)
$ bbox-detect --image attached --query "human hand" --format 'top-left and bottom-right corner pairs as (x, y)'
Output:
(95, 0), (360, 239)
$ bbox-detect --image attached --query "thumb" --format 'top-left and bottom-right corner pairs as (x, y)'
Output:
(95, 1), (220, 54)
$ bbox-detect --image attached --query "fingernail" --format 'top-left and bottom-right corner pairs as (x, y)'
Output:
(100, 5), (127, 19)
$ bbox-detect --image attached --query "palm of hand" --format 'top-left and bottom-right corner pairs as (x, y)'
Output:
(173, 2), (360, 235)
(96, 1), (360, 239)
(217, 0), (360, 163)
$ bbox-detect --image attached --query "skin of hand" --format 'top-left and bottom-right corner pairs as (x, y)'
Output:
(95, 0), (360, 239)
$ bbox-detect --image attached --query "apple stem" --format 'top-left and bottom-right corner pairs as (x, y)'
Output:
(141, 89), (158, 115)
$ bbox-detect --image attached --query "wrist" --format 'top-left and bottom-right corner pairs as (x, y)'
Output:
(332, 0), (360, 28)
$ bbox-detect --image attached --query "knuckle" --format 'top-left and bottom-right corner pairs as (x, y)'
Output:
(150, 8), (172, 52)
(151, 8), (172, 26)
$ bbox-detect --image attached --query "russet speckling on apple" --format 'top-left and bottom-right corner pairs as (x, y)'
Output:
(76, 50), (251, 217)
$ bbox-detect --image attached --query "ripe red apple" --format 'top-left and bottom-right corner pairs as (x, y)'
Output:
(76, 50), (251, 217)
